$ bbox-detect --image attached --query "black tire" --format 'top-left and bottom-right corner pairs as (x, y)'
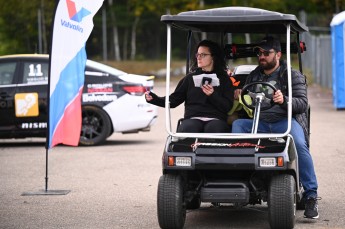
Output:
(79, 106), (111, 146)
(268, 174), (296, 229)
(157, 174), (186, 229)
(186, 195), (201, 210)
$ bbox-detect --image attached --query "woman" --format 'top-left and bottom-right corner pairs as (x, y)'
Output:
(145, 40), (234, 133)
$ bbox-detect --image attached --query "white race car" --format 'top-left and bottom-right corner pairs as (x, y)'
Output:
(0, 54), (157, 146)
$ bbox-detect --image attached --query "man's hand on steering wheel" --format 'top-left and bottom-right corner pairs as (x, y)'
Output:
(272, 90), (284, 104)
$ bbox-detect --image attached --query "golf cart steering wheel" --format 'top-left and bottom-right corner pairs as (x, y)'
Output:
(240, 81), (278, 111)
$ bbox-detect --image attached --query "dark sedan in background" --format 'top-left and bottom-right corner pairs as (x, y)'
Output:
(0, 54), (157, 146)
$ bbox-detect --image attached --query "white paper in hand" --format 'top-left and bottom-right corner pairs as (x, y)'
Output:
(192, 73), (220, 87)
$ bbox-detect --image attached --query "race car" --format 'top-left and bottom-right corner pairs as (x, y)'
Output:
(0, 54), (157, 146)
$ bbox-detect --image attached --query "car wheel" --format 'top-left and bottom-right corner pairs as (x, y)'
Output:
(268, 174), (296, 229)
(79, 106), (111, 146)
(157, 174), (186, 229)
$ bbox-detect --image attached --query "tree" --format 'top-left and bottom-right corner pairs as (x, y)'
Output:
(108, 0), (121, 61)
(0, 0), (343, 58)
(0, 0), (54, 55)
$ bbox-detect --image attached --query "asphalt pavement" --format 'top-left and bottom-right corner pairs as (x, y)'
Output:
(1, 83), (345, 229)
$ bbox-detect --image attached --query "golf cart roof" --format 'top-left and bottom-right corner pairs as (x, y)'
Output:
(161, 6), (308, 34)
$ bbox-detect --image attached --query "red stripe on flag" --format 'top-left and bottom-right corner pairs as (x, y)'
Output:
(51, 88), (83, 147)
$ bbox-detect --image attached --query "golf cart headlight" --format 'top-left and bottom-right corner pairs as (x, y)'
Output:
(172, 156), (192, 166)
(259, 157), (276, 167)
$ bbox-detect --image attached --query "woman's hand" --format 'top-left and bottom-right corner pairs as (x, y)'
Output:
(201, 84), (214, 96)
(234, 89), (242, 100)
(145, 91), (153, 101)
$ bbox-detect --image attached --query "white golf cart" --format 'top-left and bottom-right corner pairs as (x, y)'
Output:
(157, 6), (309, 229)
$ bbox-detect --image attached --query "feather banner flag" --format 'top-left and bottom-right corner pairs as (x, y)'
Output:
(48, 0), (104, 148)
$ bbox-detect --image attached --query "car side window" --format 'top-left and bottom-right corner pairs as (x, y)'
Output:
(0, 62), (17, 85)
(23, 62), (49, 84)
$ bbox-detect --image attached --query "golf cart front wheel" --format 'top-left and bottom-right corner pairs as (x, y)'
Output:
(268, 174), (296, 229)
(157, 174), (186, 229)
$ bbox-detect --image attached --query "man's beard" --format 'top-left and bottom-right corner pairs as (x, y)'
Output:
(259, 56), (277, 71)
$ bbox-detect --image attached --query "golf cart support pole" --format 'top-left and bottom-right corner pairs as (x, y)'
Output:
(251, 94), (264, 134)
(165, 24), (172, 134)
(286, 24), (293, 135)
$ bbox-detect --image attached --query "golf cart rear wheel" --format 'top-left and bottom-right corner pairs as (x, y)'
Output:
(268, 174), (296, 229)
(157, 174), (186, 229)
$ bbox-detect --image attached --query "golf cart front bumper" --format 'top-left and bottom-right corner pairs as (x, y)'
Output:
(162, 136), (297, 171)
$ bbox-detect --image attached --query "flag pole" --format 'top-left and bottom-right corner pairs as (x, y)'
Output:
(22, 0), (70, 196)
(45, 148), (49, 191)
(22, 0), (104, 196)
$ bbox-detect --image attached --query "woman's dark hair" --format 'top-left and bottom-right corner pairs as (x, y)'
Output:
(191, 39), (227, 74)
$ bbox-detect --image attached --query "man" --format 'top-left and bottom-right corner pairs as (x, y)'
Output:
(232, 36), (319, 219)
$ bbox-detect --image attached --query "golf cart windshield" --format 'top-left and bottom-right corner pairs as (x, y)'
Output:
(161, 6), (308, 139)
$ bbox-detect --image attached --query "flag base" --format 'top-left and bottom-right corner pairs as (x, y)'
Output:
(21, 189), (71, 196)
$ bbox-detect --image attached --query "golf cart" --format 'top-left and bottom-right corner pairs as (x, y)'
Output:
(157, 7), (309, 229)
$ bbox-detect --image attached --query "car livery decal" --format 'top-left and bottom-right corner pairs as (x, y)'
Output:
(82, 82), (126, 106)
(26, 63), (49, 84)
(82, 93), (117, 102)
(21, 122), (47, 129)
(87, 83), (113, 93)
(15, 93), (39, 117)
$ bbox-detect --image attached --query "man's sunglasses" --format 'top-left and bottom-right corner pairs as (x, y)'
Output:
(256, 50), (276, 57)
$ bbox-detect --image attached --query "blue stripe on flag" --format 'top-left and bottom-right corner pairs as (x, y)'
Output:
(49, 47), (87, 148)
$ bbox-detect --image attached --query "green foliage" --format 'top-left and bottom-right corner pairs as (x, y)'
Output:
(0, 0), (341, 58)
(0, 0), (55, 55)
(133, 0), (200, 15)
